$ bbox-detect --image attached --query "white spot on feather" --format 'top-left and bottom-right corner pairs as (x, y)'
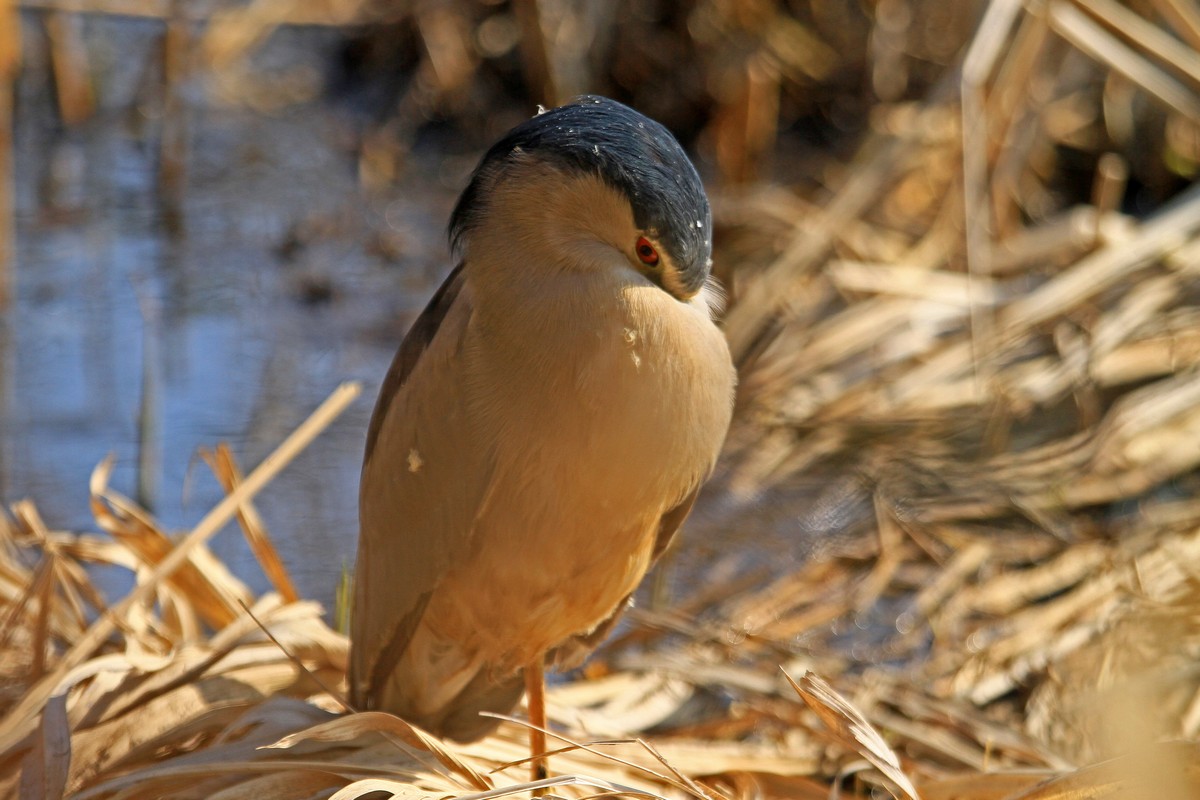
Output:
(623, 328), (641, 369)
(407, 449), (424, 472)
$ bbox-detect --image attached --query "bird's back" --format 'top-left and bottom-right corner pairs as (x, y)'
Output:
(350, 95), (735, 742)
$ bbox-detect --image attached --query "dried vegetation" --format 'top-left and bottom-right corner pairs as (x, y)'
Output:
(5, 0), (1200, 798)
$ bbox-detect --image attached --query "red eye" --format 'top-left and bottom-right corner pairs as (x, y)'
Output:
(635, 237), (659, 266)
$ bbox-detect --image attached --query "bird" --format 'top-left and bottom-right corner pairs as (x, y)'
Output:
(348, 95), (736, 775)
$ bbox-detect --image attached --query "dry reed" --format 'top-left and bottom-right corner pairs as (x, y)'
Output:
(4, 1), (1200, 798)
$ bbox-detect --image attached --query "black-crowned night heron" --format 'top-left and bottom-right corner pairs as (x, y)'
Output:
(349, 96), (736, 775)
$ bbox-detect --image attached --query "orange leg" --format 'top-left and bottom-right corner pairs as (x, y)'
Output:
(525, 656), (548, 791)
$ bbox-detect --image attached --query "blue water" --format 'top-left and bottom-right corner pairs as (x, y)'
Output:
(0, 18), (460, 610)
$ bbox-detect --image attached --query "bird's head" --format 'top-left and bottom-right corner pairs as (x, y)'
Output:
(449, 96), (713, 303)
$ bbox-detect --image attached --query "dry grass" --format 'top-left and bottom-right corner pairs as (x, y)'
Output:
(5, 0), (1200, 798)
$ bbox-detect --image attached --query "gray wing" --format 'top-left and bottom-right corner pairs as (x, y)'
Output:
(362, 263), (466, 465)
(349, 264), (491, 709)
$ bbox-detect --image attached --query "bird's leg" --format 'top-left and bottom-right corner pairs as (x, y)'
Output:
(525, 656), (549, 789)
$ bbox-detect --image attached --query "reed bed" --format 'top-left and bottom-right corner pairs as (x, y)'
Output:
(5, 0), (1200, 798)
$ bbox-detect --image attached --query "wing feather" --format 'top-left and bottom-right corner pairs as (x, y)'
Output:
(349, 264), (492, 710)
(363, 263), (466, 465)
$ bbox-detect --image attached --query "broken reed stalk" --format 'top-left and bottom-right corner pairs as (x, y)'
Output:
(0, 381), (361, 755)
(134, 284), (161, 512)
(1153, 0), (1200, 51)
(960, 0), (1023, 389)
(512, 0), (558, 107)
(159, 0), (189, 232)
(1081, 0), (1200, 88)
(202, 443), (300, 604)
(1050, 2), (1200, 122)
(45, 9), (95, 125)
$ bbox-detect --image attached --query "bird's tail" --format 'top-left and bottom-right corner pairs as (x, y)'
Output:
(419, 666), (526, 742)
(365, 630), (527, 743)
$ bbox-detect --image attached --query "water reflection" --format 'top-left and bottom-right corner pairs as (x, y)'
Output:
(1, 22), (454, 612)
